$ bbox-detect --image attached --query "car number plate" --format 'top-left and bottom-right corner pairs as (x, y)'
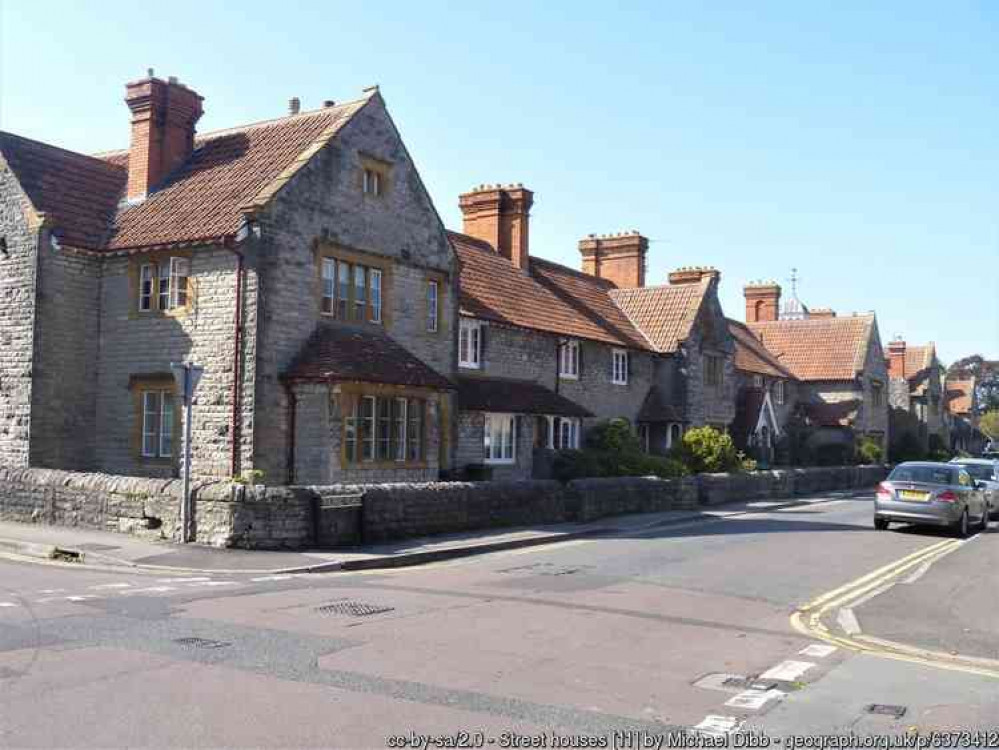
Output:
(900, 490), (929, 501)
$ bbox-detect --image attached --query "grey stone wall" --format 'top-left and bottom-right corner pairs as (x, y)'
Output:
(93, 246), (256, 480)
(676, 291), (737, 429)
(0, 165), (38, 468)
(29, 239), (100, 470)
(251, 94), (456, 483)
(698, 465), (888, 506)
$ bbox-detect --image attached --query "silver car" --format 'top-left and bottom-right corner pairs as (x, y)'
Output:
(874, 461), (989, 537)
(951, 458), (999, 519)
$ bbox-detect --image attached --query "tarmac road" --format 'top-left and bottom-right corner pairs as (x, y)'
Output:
(0, 492), (995, 747)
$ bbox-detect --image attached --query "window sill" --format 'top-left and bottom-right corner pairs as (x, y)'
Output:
(459, 362), (481, 370)
(558, 374), (579, 381)
(343, 461), (428, 470)
(612, 380), (628, 387)
(484, 459), (516, 466)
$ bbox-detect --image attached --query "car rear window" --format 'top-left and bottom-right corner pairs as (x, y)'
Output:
(889, 466), (955, 485)
(955, 463), (994, 481)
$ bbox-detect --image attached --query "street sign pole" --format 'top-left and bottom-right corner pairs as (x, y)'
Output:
(171, 362), (204, 544)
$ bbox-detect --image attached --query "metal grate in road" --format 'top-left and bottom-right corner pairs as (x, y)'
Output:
(315, 600), (394, 617)
(173, 637), (231, 649)
(865, 704), (907, 719)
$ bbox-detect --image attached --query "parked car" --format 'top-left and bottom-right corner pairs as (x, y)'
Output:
(951, 458), (999, 519)
(874, 461), (989, 537)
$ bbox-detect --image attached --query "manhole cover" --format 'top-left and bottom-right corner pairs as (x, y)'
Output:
(316, 600), (394, 617)
(173, 637), (231, 649)
(865, 704), (907, 719)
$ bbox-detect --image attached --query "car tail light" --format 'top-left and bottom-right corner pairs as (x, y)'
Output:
(876, 482), (892, 500)
(937, 490), (958, 503)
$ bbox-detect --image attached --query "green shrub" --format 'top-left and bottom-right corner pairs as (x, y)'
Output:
(855, 436), (884, 465)
(551, 419), (691, 481)
(738, 451), (758, 472)
(678, 426), (739, 473)
(233, 469), (266, 485)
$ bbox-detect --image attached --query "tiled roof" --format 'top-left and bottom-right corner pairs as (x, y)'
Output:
(747, 315), (875, 381)
(1, 100), (368, 252)
(0, 132), (125, 248)
(609, 282), (709, 354)
(727, 319), (795, 379)
(804, 399), (861, 428)
(636, 385), (683, 423)
(456, 377), (592, 417)
(904, 344), (935, 380)
(946, 379), (975, 415)
(104, 101), (367, 250)
(285, 324), (453, 390)
(450, 231), (651, 350)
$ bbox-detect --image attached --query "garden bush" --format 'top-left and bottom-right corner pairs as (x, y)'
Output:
(855, 436), (884, 464)
(677, 426), (740, 473)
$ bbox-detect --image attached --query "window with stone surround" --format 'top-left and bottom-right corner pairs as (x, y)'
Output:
(133, 254), (193, 315)
(871, 380), (884, 408)
(130, 375), (179, 462)
(459, 319), (481, 369)
(559, 339), (580, 380)
(427, 279), (439, 333)
(612, 349), (628, 385)
(774, 379), (786, 405)
(342, 392), (426, 466)
(360, 155), (391, 199)
(704, 355), (723, 389)
(484, 413), (516, 464)
(317, 248), (388, 324)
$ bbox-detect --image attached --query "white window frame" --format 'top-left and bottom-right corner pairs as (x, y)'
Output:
(427, 280), (439, 333)
(612, 349), (628, 385)
(484, 413), (516, 464)
(369, 268), (382, 323)
(321, 258), (336, 315)
(667, 422), (683, 450)
(168, 257), (190, 310)
(139, 264), (155, 312)
(459, 319), (481, 369)
(555, 417), (581, 450)
(774, 379), (785, 405)
(559, 339), (580, 380)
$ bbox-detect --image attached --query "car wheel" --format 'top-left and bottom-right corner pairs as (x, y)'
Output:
(955, 509), (970, 539)
(874, 517), (889, 531)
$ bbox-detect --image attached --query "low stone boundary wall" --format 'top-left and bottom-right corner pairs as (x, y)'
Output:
(0, 464), (889, 549)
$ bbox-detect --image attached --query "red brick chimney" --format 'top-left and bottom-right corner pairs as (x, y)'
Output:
(669, 266), (720, 286)
(744, 282), (781, 323)
(459, 184), (534, 270)
(579, 232), (648, 288)
(124, 73), (204, 202)
(887, 338), (907, 379)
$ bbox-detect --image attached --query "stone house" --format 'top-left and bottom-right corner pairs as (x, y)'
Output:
(0, 74), (457, 485)
(945, 377), (987, 454)
(449, 185), (738, 478)
(742, 282), (889, 460)
(886, 339), (948, 454)
(727, 317), (797, 465)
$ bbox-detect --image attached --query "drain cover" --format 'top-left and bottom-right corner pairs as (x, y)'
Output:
(316, 600), (394, 617)
(865, 704), (907, 719)
(173, 637), (230, 649)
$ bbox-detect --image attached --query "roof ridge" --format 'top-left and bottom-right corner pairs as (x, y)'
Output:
(529, 255), (616, 287)
(1, 130), (127, 171)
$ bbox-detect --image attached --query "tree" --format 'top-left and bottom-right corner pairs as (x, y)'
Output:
(947, 355), (999, 412)
(981, 410), (999, 442)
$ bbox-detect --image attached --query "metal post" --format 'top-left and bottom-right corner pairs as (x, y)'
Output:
(172, 362), (203, 544)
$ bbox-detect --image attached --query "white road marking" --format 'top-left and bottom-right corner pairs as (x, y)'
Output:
(725, 688), (785, 710)
(901, 560), (934, 584)
(187, 580), (238, 587)
(799, 644), (838, 658)
(157, 577), (212, 583)
(37, 588), (66, 594)
(693, 715), (742, 735)
(90, 583), (132, 590)
(121, 586), (175, 594)
(0, 602), (18, 608)
(837, 608), (861, 635)
(759, 660), (815, 682)
(65, 595), (95, 602)
(249, 575), (295, 582)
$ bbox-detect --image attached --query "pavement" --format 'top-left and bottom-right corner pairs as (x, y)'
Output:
(1, 489), (996, 746)
(0, 489), (872, 574)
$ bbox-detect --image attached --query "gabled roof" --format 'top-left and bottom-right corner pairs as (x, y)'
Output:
(457, 377), (592, 417)
(450, 231), (651, 350)
(0, 99), (369, 252)
(285, 324), (452, 390)
(727, 319), (795, 379)
(904, 344), (935, 381)
(946, 378), (975, 415)
(0, 132), (125, 248)
(747, 314), (876, 382)
(636, 385), (683, 423)
(609, 280), (710, 354)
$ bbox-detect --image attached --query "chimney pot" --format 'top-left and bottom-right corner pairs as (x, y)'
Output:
(459, 183), (534, 272)
(289, 97), (301, 115)
(323, 99), (336, 108)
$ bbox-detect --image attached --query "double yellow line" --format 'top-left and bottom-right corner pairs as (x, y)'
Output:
(791, 538), (999, 679)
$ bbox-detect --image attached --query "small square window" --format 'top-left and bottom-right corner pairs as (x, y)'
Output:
(363, 168), (384, 197)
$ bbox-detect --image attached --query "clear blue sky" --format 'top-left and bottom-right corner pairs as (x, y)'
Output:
(2, 1), (996, 364)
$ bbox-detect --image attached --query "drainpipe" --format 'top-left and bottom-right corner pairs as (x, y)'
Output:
(222, 238), (246, 479)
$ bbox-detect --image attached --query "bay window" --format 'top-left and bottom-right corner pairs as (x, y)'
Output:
(342, 393), (426, 466)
